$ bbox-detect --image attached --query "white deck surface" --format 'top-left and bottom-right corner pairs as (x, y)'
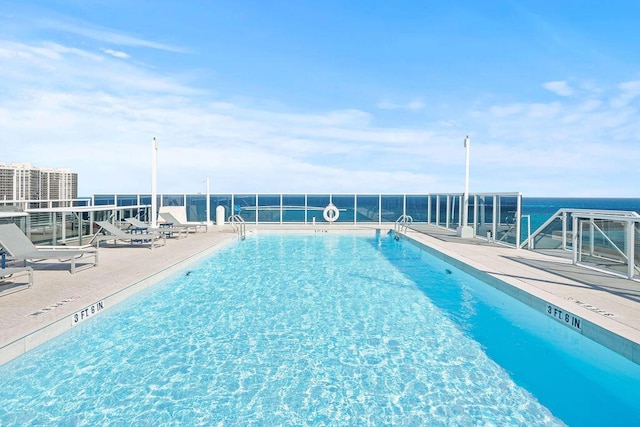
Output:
(1, 223), (639, 365)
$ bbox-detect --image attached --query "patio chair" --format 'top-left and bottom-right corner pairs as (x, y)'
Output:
(93, 221), (166, 250)
(159, 212), (208, 233)
(123, 217), (188, 239)
(0, 224), (98, 274)
(0, 266), (34, 295)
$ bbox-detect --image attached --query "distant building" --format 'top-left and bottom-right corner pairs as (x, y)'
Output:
(0, 162), (78, 201)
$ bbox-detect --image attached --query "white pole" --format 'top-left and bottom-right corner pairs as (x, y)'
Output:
(463, 135), (470, 227)
(205, 177), (211, 225)
(151, 137), (158, 228)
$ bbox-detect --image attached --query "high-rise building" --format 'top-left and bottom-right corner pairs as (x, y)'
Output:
(0, 163), (78, 201)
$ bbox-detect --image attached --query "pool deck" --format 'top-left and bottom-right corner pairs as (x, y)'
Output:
(0, 223), (639, 366)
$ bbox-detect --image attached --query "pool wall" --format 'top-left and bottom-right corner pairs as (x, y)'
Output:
(401, 233), (640, 365)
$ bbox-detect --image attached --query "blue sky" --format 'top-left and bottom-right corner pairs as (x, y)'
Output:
(1, 1), (639, 197)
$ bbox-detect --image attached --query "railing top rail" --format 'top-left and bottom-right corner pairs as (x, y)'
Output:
(557, 209), (640, 220)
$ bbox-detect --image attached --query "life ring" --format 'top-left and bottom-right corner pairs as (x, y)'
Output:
(323, 203), (340, 222)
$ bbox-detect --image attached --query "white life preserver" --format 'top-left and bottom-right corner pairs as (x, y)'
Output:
(323, 203), (340, 222)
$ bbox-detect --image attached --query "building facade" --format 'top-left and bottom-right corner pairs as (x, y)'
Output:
(0, 162), (78, 201)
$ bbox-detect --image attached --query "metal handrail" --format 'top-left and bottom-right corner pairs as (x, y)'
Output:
(393, 214), (413, 238)
(228, 214), (246, 240)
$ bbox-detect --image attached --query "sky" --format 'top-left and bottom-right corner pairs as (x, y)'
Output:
(1, 1), (639, 197)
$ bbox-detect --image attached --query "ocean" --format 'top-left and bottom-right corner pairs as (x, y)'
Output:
(522, 197), (640, 234)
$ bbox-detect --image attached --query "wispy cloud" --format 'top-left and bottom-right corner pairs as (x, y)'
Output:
(611, 80), (640, 108)
(0, 40), (196, 95)
(102, 48), (130, 59)
(542, 80), (573, 96)
(376, 98), (425, 111)
(37, 18), (188, 53)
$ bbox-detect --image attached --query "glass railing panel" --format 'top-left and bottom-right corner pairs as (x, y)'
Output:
(94, 194), (115, 206)
(234, 194), (257, 222)
(450, 195), (457, 229)
(380, 195), (404, 222)
(93, 210), (112, 223)
(258, 194), (281, 223)
(210, 195), (232, 222)
(529, 217), (565, 249)
(306, 195), (330, 223)
(28, 212), (53, 244)
(331, 195), (355, 223)
(449, 195), (461, 230)
(405, 195), (428, 222)
(437, 195), (447, 227)
(162, 194), (185, 207)
(497, 195), (519, 225)
(495, 195), (519, 245)
(282, 194), (305, 223)
(116, 195), (139, 207)
(466, 196), (475, 227)
(476, 195), (494, 239)
(186, 195), (207, 222)
(355, 195), (379, 223)
(428, 195), (438, 223)
(63, 212), (79, 242)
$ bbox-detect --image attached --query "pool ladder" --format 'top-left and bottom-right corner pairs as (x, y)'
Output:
(228, 214), (246, 240)
(392, 215), (413, 240)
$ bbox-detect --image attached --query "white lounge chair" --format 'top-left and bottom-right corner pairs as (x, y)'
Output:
(159, 212), (208, 233)
(93, 221), (166, 250)
(123, 217), (188, 239)
(0, 266), (34, 295)
(0, 224), (98, 274)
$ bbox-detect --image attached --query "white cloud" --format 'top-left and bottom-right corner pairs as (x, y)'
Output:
(102, 48), (130, 59)
(527, 102), (562, 119)
(489, 104), (523, 117)
(542, 80), (573, 96)
(610, 80), (640, 108)
(376, 98), (425, 111)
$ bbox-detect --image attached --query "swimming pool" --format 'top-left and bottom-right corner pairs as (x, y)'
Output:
(0, 232), (639, 425)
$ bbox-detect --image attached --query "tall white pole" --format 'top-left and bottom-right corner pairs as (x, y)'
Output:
(205, 177), (211, 225)
(463, 135), (470, 227)
(151, 137), (158, 228)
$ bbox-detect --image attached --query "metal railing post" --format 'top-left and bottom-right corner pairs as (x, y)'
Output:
(572, 216), (579, 265)
(627, 220), (635, 279)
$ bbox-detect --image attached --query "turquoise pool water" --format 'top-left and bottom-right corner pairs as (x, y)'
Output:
(1, 233), (639, 425)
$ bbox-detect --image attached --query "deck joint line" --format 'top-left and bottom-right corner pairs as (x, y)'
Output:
(28, 296), (80, 317)
(565, 296), (615, 317)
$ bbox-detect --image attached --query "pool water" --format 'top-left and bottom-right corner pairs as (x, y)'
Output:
(0, 233), (638, 425)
